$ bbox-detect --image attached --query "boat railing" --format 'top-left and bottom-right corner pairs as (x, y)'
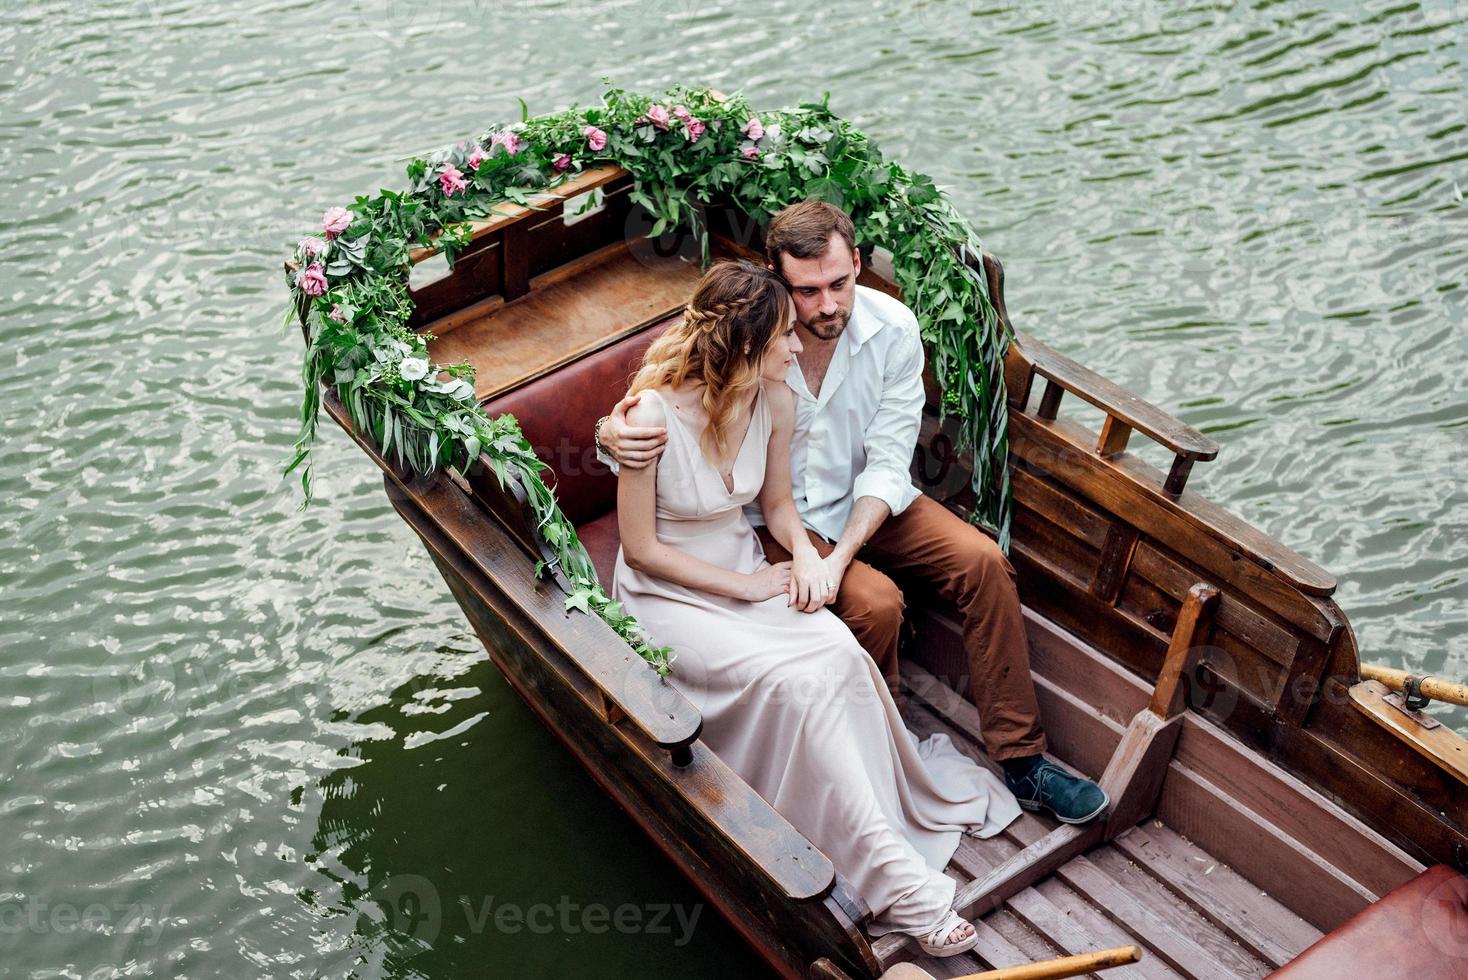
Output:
(1008, 332), (1219, 496)
(316, 386), (707, 763)
(968, 249), (1219, 495)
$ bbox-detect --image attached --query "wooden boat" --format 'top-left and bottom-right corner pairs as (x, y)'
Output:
(308, 165), (1468, 979)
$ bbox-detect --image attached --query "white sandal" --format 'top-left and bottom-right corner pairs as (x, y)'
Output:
(914, 907), (979, 958)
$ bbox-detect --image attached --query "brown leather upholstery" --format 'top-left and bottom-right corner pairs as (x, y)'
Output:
(575, 511), (622, 586)
(482, 316), (677, 526)
(1267, 864), (1468, 979)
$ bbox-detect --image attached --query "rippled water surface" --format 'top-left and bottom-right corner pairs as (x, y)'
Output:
(2, 1), (1464, 975)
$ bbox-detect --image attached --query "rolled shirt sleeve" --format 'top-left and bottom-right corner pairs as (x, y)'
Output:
(850, 323), (924, 515)
(595, 438), (619, 476)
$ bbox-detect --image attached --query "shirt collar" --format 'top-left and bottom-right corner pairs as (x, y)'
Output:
(844, 287), (885, 354)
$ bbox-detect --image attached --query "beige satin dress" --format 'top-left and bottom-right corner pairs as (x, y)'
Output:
(612, 384), (1019, 937)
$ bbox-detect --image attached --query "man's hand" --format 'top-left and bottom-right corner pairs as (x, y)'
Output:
(602, 392), (668, 469)
(821, 551), (851, 603)
(788, 544), (833, 613)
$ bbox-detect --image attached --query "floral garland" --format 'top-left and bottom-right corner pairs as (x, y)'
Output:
(284, 86), (1012, 676)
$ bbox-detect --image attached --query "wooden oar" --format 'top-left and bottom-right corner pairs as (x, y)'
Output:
(955, 946), (1142, 980)
(1359, 663), (1468, 708)
(879, 945), (1142, 980)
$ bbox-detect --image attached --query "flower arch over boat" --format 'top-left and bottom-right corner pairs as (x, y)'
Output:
(282, 86), (1011, 673)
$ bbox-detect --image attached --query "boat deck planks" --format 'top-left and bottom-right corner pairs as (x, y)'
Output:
(887, 676), (1300, 979)
(1109, 825), (1319, 968)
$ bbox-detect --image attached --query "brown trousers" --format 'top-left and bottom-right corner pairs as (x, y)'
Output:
(755, 496), (1046, 761)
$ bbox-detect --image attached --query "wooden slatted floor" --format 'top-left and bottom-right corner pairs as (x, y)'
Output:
(886, 667), (1322, 979)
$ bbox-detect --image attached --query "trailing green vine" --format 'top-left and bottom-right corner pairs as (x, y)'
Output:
(284, 85), (1012, 676)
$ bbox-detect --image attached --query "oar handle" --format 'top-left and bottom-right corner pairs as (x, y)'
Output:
(1360, 663), (1468, 709)
(949, 944), (1142, 980)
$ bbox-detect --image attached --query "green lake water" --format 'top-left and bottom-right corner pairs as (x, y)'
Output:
(2, 1), (1464, 975)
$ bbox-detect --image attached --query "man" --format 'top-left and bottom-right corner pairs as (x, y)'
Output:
(595, 200), (1107, 824)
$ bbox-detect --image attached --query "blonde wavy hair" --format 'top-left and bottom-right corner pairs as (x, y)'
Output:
(629, 260), (792, 457)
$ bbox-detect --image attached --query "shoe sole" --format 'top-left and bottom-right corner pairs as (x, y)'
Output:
(1016, 789), (1111, 825)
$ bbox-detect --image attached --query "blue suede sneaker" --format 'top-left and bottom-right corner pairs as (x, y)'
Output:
(1004, 758), (1109, 824)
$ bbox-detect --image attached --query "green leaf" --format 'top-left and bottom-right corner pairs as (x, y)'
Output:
(565, 586), (594, 615)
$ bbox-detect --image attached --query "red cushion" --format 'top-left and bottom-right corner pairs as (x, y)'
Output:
(1267, 864), (1468, 979)
(575, 510), (622, 587)
(482, 317), (677, 525)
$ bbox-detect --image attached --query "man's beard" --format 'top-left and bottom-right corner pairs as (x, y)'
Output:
(804, 306), (850, 340)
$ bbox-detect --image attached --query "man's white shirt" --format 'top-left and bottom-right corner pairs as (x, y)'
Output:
(598, 284), (926, 543)
(745, 284), (924, 541)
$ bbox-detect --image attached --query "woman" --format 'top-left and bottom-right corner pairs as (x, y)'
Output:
(611, 260), (1019, 956)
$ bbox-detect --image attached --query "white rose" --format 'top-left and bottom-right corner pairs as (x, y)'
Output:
(399, 357), (429, 381)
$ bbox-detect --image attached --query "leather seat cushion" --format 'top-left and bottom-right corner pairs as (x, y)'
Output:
(574, 510), (622, 587)
(1267, 864), (1468, 979)
(482, 316), (677, 526)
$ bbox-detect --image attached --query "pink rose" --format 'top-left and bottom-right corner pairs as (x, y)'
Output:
(583, 125), (607, 152)
(466, 145), (487, 170)
(438, 163), (468, 196)
(322, 207), (351, 240)
(741, 144), (760, 160)
(684, 118), (706, 142)
(553, 153), (572, 172)
(329, 303), (348, 323)
(298, 263), (328, 296)
(741, 117), (764, 141)
(672, 105), (691, 123)
(490, 130), (522, 155)
(646, 104), (671, 131)
(298, 236), (325, 257)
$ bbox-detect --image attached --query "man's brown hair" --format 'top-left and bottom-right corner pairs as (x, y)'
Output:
(764, 199), (856, 274)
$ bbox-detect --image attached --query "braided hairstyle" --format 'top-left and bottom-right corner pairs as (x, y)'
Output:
(629, 260), (792, 458)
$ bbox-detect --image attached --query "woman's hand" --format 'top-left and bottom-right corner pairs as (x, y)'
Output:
(789, 545), (834, 613)
(744, 561), (793, 601)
